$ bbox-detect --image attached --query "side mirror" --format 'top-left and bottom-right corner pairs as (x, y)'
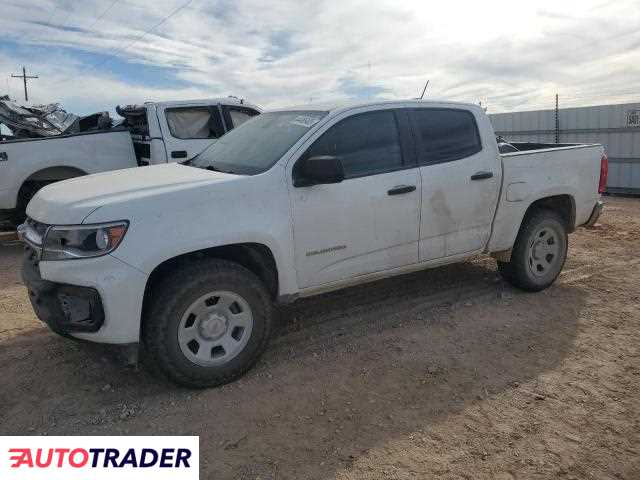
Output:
(294, 156), (345, 187)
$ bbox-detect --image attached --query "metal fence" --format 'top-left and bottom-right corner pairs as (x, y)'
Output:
(490, 102), (640, 194)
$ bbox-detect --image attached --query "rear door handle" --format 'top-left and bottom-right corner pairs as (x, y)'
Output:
(470, 171), (494, 181)
(171, 150), (188, 159)
(387, 185), (416, 196)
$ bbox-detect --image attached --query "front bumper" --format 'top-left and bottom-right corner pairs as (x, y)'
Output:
(584, 200), (604, 227)
(20, 247), (149, 344)
(22, 247), (105, 334)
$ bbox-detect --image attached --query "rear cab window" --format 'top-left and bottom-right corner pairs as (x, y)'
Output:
(165, 107), (225, 139)
(409, 108), (482, 165)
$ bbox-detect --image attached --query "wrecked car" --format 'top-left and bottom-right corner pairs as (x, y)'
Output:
(0, 100), (85, 138)
(0, 97), (260, 224)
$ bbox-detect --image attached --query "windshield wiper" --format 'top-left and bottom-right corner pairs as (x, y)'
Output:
(206, 165), (236, 174)
(179, 149), (205, 166)
(179, 154), (237, 174)
(180, 157), (233, 173)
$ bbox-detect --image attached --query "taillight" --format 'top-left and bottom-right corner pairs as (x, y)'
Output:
(598, 154), (608, 194)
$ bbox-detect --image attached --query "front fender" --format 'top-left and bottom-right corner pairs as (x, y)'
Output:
(85, 173), (299, 297)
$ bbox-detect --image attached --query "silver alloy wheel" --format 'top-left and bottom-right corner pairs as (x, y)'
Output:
(178, 291), (254, 367)
(527, 224), (561, 278)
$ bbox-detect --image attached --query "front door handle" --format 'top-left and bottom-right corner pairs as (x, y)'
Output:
(387, 185), (416, 196)
(171, 150), (188, 159)
(470, 171), (494, 181)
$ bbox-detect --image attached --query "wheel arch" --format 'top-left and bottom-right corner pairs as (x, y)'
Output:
(12, 166), (88, 224)
(490, 193), (576, 257)
(522, 194), (576, 233)
(24, 165), (88, 182)
(17, 166), (87, 202)
(141, 242), (279, 322)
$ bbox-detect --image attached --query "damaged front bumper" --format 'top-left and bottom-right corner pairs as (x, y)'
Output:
(22, 247), (105, 334)
(19, 245), (148, 344)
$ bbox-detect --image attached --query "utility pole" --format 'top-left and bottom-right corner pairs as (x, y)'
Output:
(11, 66), (39, 102)
(367, 61), (371, 100)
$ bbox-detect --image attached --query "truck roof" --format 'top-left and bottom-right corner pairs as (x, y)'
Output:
(269, 99), (483, 116)
(144, 97), (262, 110)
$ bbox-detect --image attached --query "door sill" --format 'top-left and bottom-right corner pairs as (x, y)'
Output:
(298, 250), (483, 298)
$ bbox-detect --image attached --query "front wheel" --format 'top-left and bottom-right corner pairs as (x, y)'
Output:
(497, 209), (568, 291)
(142, 259), (273, 388)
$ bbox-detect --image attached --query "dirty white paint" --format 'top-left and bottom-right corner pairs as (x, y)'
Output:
(26, 100), (603, 344)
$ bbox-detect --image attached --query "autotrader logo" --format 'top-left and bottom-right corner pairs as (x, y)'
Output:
(9, 447), (192, 468)
(1, 436), (199, 480)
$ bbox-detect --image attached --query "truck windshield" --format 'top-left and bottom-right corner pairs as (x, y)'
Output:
(189, 111), (328, 175)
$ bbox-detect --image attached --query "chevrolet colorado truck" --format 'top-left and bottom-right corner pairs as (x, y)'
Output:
(0, 97), (260, 225)
(19, 100), (607, 388)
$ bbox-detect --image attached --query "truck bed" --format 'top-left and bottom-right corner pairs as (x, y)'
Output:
(506, 142), (584, 152)
(488, 143), (604, 253)
(0, 126), (128, 145)
(0, 128), (137, 212)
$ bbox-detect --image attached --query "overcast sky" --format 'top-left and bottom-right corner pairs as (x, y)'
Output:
(1, 0), (639, 115)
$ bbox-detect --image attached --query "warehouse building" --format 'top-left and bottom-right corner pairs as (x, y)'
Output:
(490, 102), (640, 194)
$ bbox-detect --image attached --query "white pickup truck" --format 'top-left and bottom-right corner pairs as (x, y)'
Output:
(0, 97), (260, 224)
(19, 99), (607, 388)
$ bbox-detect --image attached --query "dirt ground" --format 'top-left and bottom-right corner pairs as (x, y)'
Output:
(1, 196), (639, 480)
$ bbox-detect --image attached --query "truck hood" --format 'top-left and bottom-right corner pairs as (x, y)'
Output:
(27, 163), (237, 225)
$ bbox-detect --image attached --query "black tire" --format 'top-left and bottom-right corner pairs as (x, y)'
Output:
(142, 259), (273, 388)
(497, 209), (568, 292)
(12, 181), (47, 226)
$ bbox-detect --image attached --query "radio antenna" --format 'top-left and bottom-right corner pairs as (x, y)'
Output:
(419, 80), (429, 100)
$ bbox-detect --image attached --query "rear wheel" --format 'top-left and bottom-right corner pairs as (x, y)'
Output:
(142, 259), (273, 388)
(12, 181), (44, 226)
(498, 209), (568, 291)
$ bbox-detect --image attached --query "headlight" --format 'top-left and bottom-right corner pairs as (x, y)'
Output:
(42, 221), (129, 261)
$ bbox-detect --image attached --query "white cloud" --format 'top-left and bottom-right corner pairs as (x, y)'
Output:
(1, 0), (639, 114)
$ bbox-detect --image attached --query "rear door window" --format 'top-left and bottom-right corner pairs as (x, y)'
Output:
(410, 109), (482, 165)
(165, 107), (224, 139)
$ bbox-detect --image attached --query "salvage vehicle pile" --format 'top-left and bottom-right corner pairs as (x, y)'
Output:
(0, 96), (260, 226)
(0, 97), (111, 139)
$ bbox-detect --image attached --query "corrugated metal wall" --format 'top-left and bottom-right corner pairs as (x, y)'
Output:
(490, 102), (640, 193)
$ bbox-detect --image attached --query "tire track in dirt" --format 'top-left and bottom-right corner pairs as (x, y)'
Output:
(269, 262), (503, 359)
(268, 243), (639, 360)
(559, 257), (640, 285)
